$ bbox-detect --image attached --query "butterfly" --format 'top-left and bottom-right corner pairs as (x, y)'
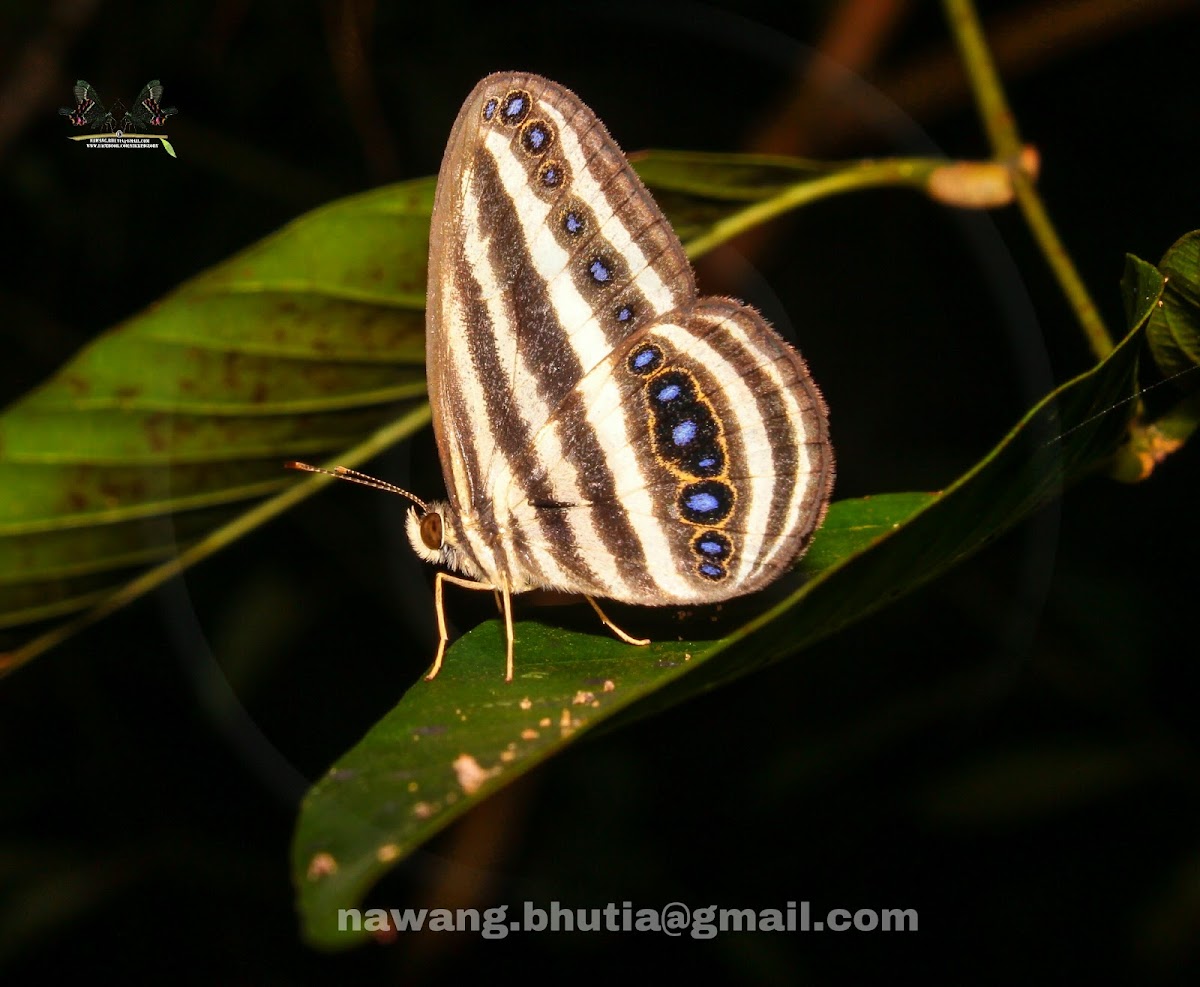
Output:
(289, 72), (834, 682)
(124, 80), (177, 131)
(58, 80), (116, 132)
(58, 79), (176, 133)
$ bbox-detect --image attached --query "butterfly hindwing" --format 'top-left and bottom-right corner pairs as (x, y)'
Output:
(501, 298), (832, 603)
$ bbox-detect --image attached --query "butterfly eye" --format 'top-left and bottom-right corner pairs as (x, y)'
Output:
(419, 512), (444, 551)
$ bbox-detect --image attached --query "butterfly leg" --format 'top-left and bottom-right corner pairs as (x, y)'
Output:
(499, 585), (515, 683)
(427, 572), (498, 681)
(585, 597), (650, 648)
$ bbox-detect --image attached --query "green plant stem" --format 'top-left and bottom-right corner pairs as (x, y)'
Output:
(683, 157), (945, 260)
(942, 0), (1022, 159)
(1010, 170), (1110, 356)
(942, 0), (1115, 361)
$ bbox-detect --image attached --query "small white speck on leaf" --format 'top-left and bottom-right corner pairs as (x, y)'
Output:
(453, 753), (498, 795)
(307, 852), (338, 880)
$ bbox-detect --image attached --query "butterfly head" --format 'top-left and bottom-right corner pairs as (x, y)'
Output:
(405, 503), (445, 564)
(284, 462), (487, 585)
(405, 502), (480, 580)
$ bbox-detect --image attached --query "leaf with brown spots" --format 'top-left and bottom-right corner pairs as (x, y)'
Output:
(0, 181), (434, 669)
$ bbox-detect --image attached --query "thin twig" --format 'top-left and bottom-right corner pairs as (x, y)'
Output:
(942, 0), (1115, 360)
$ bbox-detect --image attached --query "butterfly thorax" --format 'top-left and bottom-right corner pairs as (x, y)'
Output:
(408, 498), (577, 595)
(407, 501), (502, 588)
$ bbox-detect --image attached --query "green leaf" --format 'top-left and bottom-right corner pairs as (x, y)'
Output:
(0, 180), (436, 669)
(159, 137), (176, 159)
(1145, 230), (1200, 383)
(1108, 240), (1200, 482)
(291, 266), (1162, 950)
(0, 153), (923, 673)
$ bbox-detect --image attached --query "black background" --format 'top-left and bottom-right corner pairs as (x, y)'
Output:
(1, 1), (1197, 982)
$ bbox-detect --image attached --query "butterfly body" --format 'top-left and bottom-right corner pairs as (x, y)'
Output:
(403, 72), (834, 676)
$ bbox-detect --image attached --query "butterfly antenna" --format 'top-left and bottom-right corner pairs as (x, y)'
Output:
(285, 461), (429, 512)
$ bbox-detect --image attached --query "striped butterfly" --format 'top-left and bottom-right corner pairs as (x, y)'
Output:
(291, 72), (834, 681)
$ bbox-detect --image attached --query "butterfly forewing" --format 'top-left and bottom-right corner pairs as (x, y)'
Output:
(428, 73), (697, 591)
(425, 71), (833, 611)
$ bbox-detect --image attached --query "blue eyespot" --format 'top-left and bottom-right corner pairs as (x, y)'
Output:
(694, 531), (731, 559)
(672, 420), (697, 446)
(628, 343), (662, 375)
(655, 383), (681, 402)
(698, 562), (725, 580)
(680, 480), (733, 523)
(616, 305), (633, 322)
(501, 91), (530, 125)
(689, 451), (723, 476)
(521, 120), (553, 155)
(540, 162), (562, 187)
(482, 98), (498, 121)
(564, 211), (584, 235)
(589, 258), (611, 283)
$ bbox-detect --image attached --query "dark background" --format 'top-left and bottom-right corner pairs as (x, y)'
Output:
(1, 0), (1197, 982)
